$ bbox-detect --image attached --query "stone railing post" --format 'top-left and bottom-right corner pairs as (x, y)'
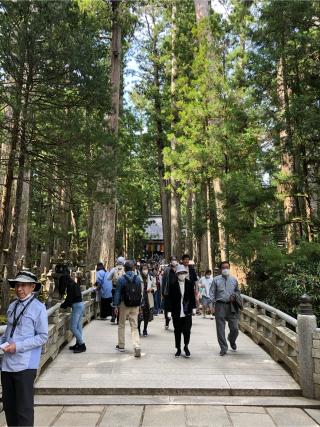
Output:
(297, 294), (317, 398)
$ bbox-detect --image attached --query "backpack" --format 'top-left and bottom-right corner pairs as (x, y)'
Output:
(123, 274), (142, 307)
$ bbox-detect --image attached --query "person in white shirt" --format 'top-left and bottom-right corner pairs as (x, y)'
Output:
(199, 269), (214, 319)
(166, 264), (196, 358)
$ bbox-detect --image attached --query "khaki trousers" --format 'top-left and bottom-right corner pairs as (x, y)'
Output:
(118, 302), (140, 350)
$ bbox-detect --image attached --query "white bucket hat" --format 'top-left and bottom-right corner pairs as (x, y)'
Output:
(116, 256), (125, 265)
(176, 264), (188, 275)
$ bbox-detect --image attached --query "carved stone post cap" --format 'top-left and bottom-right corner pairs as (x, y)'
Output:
(299, 294), (313, 315)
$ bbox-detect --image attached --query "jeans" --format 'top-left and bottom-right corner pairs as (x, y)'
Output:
(70, 302), (84, 345)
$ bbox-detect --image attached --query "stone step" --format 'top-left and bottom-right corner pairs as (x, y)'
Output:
(34, 386), (301, 397)
(34, 394), (319, 408)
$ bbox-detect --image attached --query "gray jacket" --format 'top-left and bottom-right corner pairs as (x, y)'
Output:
(209, 274), (240, 304)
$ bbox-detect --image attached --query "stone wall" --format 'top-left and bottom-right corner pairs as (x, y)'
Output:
(312, 329), (320, 399)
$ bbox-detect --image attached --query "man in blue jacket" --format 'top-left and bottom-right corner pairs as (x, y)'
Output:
(113, 261), (142, 357)
(1, 271), (48, 426)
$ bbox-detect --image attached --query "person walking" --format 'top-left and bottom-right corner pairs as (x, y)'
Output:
(61, 276), (86, 353)
(199, 269), (214, 319)
(210, 261), (241, 356)
(1, 271), (48, 427)
(96, 262), (113, 320)
(167, 264), (196, 358)
(161, 256), (178, 330)
(113, 260), (142, 357)
(138, 264), (155, 336)
(107, 256), (125, 324)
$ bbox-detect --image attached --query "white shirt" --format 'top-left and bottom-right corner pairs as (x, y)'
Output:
(179, 280), (185, 318)
(199, 276), (213, 298)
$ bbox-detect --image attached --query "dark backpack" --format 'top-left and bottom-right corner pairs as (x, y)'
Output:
(123, 274), (142, 307)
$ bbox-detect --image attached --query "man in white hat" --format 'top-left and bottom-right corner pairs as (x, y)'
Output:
(1, 271), (48, 426)
(167, 264), (196, 358)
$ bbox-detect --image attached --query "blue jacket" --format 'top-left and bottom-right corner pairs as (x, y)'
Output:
(0, 295), (48, 372)
(96, 269), (113, 299)
(113, 271), (141, 306)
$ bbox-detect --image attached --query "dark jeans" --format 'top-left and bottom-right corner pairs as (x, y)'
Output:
(164, 309), (171, 327)
(172, 315), (192, 350)
(154, 290), (161, 314)
(100, 297), (112, 318)
(2, 369), (37, 426)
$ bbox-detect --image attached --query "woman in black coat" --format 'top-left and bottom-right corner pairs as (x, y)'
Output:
(167, 264), (196, 358)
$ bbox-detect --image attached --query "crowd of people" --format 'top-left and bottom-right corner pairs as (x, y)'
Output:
(91, 254), (242, 359)
(0, 254), (242, 426)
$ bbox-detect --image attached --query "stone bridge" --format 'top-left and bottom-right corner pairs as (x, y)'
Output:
(2, 289), (320, 426)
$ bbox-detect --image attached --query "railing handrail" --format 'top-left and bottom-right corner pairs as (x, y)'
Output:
(241, 293), (297, 328)
(0, 286), (96, 332)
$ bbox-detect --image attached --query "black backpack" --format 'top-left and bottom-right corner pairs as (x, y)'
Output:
(123, 274), (142, 307)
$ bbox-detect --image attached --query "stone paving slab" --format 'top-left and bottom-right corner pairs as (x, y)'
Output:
(306, 410), (320, 425)
(266, 407), (319, 426)
(142, 405), (186, 427)
(100, 406), (143, 427)
(2, 405), (319, 427)
(229, 412), (275, 427)
(35, 316), (300, 396)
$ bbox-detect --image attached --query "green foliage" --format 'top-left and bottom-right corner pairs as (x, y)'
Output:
(247, 242), (320, 321)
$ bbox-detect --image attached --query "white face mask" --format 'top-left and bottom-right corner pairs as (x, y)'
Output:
(178, 273), (188, 282)
(205, 275), (211, 279)
(221, 269), (230, 277)
(142, 269), (148, 276)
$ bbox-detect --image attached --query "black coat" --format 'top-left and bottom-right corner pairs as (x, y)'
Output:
(166, 278), (196, 317)
(61, 279), (82, 308)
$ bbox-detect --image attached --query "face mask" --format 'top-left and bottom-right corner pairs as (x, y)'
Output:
(178, 273), (188, 282)
(205, 275), (211, 279)
(171, 260), (178, 267)
(142, 269), (148, 276)
(221, 269), (230, 277)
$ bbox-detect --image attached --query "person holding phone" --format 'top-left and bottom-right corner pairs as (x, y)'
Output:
(1, 271), (48, 427)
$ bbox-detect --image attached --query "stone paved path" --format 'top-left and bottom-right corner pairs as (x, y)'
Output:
(1, 403), (320, 426)
(36, 315), (299, 395)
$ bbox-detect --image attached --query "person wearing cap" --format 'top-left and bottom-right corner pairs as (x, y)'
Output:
(1, 271), (48, 427)
(113, 261), (142, 357)
(166, 264), (196, 358)
(107, 256), (126, 324)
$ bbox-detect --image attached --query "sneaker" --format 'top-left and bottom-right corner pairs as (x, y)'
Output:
(165, 325), (169, 330)
(69, 343), (79, 350)
(184, 346), (191, 358)
(143, 330), (148, 336)
(220, 350), (227, 356)
(74, 343), (86, 353)
(228, 335), (237, 351)
(134, 348), (141, 358)
(175, 349), (181, 358)
(110, 318), (115, 323)
(116, 345), (125, 352)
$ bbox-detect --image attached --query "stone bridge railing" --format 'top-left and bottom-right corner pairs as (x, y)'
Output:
(240, 293), (319, 399)
(0, 287), (100, 376)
